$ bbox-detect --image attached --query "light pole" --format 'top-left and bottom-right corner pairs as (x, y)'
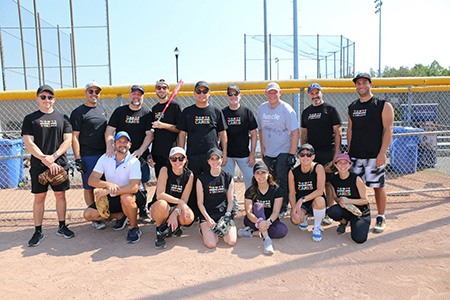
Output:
(275, 57), (279, 80)
(375, 0), (382, 77)
(174, 47), (179, 83)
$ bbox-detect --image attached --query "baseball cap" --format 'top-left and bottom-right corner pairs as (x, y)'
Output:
(307, 83), (322, 94)
(114, 131), (131, 142)
(207, 148), (223, 159)
(36, 84), (54, 96)
(266, 82), (281, 93)
(169, 147), (186, 157)
(195, 81), (209, 90)
(227, 85), (240, 94)
(335, 153), (351, 163)
(353, 72), (372, 83)
(253, 161), (269, 174)
(155, 78), (169, 88)
(298, 143), (315, 154)
(85, 81), (102, 91)
(130, 85), (145, 94)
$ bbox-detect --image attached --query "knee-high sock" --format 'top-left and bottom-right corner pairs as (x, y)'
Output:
(313, 208), (326, 229)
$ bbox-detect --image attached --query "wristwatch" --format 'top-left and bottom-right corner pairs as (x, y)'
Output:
(175, 208), (181, 216)
(267, 218), (273, 225)
(53, 152), (59, 158)
(301, 196), (306, 203)
(225, 211), (231, 217)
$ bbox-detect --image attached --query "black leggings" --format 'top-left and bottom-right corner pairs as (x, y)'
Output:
(327, 204), (370, 244)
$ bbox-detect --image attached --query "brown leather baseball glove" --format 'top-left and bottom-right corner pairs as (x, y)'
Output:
(38, 167), (68, 186)
(343, 203), (362, 217)
(95, 195), (110, 219)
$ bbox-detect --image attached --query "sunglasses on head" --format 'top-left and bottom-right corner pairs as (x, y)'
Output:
(39, 95), (54, 100)
(227, 92), (240, 97)
(299, 152), (314, 157)
(169, 156), (185, 162)
(156, 85), (168, 90)
(87, 89), (100, 95)
(195, 89), (209, 94)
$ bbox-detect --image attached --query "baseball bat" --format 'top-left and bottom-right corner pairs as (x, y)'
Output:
(151, 80), (184, 132)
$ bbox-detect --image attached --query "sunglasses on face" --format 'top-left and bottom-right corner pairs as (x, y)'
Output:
(156, 85), (168, 90)
(299, 152), (314, 157)
(87, 89), (100, 95)
(195, 89), (209, 94)
(169, 156), (185, 162)
(227, 92), (240, 97)
(39, 95), (54, 100)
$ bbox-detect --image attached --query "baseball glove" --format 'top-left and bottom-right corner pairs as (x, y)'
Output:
(38, 167), (68, 186)
(343, 203), (362, 217)
(323, 161), (338, 174)
(96, 195), (110, 219)
(211, 215), (232, 237)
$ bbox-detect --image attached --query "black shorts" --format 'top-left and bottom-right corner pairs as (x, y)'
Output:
(88, 190), (147, 214)
(30, 165), (70, 194)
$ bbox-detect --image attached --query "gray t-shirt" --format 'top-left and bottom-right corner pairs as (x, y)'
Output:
(258, 100), (299, 157)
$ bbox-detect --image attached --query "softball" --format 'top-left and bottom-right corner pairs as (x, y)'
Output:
(19, 182), (24, 187)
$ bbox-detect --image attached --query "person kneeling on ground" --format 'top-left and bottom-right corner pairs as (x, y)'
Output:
(84, 131), (145, 244)
(239, 161), (288, 255)
(197, 148), (237, 249)
(327, 153), (370, 244)
(150, 147), (195, 249)
(288, 144), (326, 242)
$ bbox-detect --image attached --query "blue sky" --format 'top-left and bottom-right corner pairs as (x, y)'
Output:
(1, 0), (449, 90)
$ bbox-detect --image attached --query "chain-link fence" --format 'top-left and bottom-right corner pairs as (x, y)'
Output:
(1, 80), (449, 220)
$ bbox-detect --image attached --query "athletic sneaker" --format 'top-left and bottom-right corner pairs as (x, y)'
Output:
(263, 237), (274, 255)
(312, 226), (323, 242)
(183, 217), (199, 229)
(172, 226), (183, 237)
(322, 214), (333, 226)
(299, 215), (308, 231)
(112, 216), (128, 231)
(56, 225), (75, 239)
(373, 216), (386, 233)
(155, 230), (167, 249)
(237, 226), (254, 238)
(139, 210), (152, 224)
(28, 231), (45, 247)
(337, 222), (347, 235)
(127, 226), (141, 244)
(92, 221), (106, 230)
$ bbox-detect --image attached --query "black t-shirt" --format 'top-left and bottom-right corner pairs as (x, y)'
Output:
(330, 172), (369, 212)
(21, 110), (72, 168)
(198, 170), (232, 220)
(151, 166), (192, 206)
(244, 184), (283, 220)
(348, 97), (386, 159)
(177, 104), (227, 156)
(70, 104), (107, 156)
(301, 102), (341, 152)
(151, 101), (182, 156)
(108, 105), (151, 158)
(291, 164), (320, 200)
(222, 106), (258, 158)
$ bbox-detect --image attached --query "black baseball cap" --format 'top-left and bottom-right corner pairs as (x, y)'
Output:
(227, 85), (240, 94)
(195, 81), (209, 90)
(36, 84), (54, 96)
(207, 148), (223, 159)
(297, 143), (315, 154)
(130, 85), (145, 94)
(253, 161), (269, 174)
(353, 72), (372, 83)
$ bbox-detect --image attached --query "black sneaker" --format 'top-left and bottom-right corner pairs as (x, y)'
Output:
(28, 231), (45, 247)
(56, 225), (75, 239)
(337, 222), (347, 235)
(373, 216), (386, 233)
(155, 230), (167, 249)
(92, 221), (106, 230)
(113, 216), (128, 231)
(172, 226), (183, 237)
(127, 226), (141, 244)
(139, 210), (152, 224)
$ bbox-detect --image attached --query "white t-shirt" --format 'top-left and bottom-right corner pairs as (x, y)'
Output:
(93, 152), (143, 196)
(258, 100), (299, 157)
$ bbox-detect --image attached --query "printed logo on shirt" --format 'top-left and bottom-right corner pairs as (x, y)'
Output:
(154, 112), (162, 119)
(308, 113), (321, 120)
(195, 116), (211, 125)
(208, 185), (224, 194)
(227, 117), (241, 126)
(170, 184), (183, 194)
(336, 187), (351, 197)
(125, 115), (140, 124)
(257, 199), (272, 208)
(262, 113), (280, 121)
(297, 181), (313, 191)
(40, 120), (57, 128)
(352, 109), (367, 117)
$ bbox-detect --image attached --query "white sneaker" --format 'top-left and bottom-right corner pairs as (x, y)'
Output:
(299, 215), (308, 231)
(263, 237), (274, 255)
(237, 226), (254, 238)
(92, 221), (106, 230)
(312, 226), (323, 242)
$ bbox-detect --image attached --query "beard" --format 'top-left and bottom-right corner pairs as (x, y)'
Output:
(117, 148), (128, 154)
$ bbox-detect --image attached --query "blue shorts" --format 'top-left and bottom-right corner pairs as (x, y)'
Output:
(81, 154), (103, 190)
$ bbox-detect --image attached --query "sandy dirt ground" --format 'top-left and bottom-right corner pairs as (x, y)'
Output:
(1, 181), (450, 299)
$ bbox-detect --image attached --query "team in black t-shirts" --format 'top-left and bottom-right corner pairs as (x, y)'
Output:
(22, 73), (393, 249)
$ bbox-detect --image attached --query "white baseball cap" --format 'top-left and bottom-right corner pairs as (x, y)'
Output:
(169, 147), (186, 157)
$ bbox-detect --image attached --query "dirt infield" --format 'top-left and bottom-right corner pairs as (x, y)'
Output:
(1, 180), (450, 299)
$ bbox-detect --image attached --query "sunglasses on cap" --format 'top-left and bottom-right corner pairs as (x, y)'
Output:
(227, 91), (240, 97)
(39, 95), (54, 100)
(299, 152), (314, 157)
(156, 85), (168, 90)
(195, 89), (209, 94)
(169, 156), (185, 162)
(87, 89), (100, 95)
